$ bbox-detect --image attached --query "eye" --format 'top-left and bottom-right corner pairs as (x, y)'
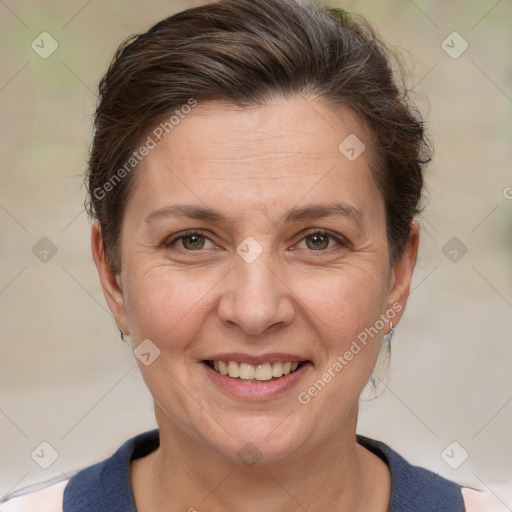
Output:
(164, 230), (215, 251)
(297, 229), (346, 251)
(164, 229), (348, 253)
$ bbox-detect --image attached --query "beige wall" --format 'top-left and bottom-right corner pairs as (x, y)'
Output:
(1, 0), (511, 504)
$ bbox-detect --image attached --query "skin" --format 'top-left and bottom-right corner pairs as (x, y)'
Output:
(92, 95), (419, 511)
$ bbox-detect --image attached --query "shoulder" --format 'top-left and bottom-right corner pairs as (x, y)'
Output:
(2, 477), (505, 512)
(1, 430), (159, 512)
(62, 429), (159, 511)
(0, 479), (68, 512)
(462, 486), (512, 512)
(357, 434), (509, 512)
(358, 434), (462, 511)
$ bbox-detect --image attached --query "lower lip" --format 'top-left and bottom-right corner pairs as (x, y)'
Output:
(201, 361), (312, 400)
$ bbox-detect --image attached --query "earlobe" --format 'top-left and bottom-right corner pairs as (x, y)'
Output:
(91, 221), (129, 334)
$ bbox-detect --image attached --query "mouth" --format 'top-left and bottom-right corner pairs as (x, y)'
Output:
(203, 359), (306, 382)
(200, 356), (313, 400)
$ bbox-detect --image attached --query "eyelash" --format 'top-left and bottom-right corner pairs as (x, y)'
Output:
(164, 229), (348, 253)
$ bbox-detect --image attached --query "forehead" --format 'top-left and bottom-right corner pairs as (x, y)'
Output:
(152, 97), (371, 171)
(130, 96), (383, 229)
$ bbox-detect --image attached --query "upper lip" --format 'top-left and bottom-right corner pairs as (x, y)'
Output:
(203, 352), (310, 365)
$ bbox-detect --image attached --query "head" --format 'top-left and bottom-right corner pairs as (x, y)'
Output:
(90, 0), (430, 464)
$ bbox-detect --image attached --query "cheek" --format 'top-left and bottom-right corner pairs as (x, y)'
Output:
(121, 267), (215, 428)
(123, 254), (389, 353)
(292, 270), (388, 400)
(122, 264), (215, 349)
(297, 267), (388, 342)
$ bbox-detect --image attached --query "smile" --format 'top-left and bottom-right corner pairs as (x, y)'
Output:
(201, 357), (313, 400)
(205, 360), (302, 381)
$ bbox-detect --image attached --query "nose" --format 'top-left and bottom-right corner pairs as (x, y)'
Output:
(217, 250), (295, 336)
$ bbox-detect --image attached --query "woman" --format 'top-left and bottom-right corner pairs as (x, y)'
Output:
(2, 0), (498, 510)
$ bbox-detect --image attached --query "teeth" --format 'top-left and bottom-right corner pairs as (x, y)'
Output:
(272, 361), (283, 377)
(209, 360), (302, 381)
(239, 363), (255, 379)
(227, 361), (240, 378)
(218, 361), (228, 376)
(255, 363), (273, 381)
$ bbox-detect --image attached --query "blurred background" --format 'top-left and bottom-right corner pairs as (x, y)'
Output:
(1, 0), (511, 507)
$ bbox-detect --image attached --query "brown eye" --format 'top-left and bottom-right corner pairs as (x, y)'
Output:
(299, 230), (346, 252)
(181, 233), (206, 250)
(165, 231), (212, 251)
(305, 232), (331, 250)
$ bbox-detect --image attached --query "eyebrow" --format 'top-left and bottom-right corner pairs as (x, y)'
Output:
(144, 202), (363, 227)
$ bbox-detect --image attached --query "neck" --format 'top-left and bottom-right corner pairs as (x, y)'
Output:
(131, 404), (391, 512)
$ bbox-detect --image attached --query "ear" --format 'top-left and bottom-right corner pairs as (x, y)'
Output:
(91, 220), (129, 334)
(384, 221), (420, 326)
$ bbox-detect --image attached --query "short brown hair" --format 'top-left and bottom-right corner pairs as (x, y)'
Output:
(86, 0), (431, 272)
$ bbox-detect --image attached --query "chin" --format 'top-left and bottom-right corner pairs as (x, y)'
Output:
(204, 415), (311, 467)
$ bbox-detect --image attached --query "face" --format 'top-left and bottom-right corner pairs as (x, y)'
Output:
(93, 96), (418, 464)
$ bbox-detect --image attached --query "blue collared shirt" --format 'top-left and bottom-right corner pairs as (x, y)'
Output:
(62, 429), (465, 511)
